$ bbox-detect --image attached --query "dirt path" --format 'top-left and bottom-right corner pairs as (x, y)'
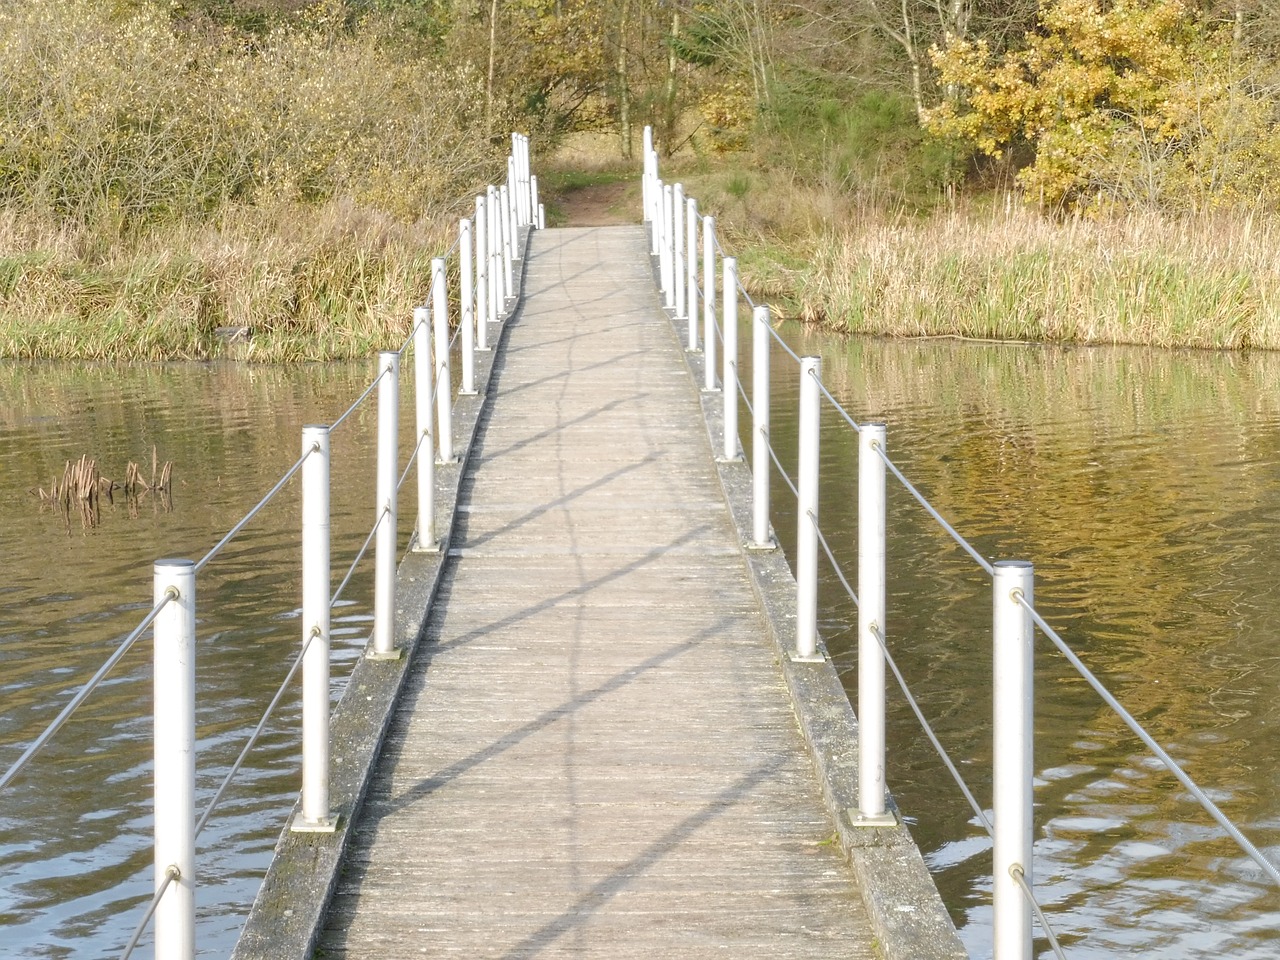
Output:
(552, 180), (637, 226)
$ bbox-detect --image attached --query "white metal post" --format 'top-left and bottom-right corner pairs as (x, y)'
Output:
(530, 175), (540, 229)
(751, 306), (773, 548)
(994, 560), (1035, 960)
(153, 558), (195, 960)
(500, 183), (514, 300)
(537, 202), (545, 230)
(475, 195), (489, 352)
(722, 258), (740, 460)
(795, 357), (822, 661)
(412, 307), (436, 552)
(523, 138), (533, 225)
(702, 215), (718, 392)
(296, 426), (334, 832)
(508, 175), (519, 251)
(460, 219), (476, 396)
(642, 126), (654, 221)
(516, 135), (526, 224)
(650, 177), (662, 256)
(507, 155), (517, 226)
(686, 198), (699, 351)
(371, 351), (399, 659)
(660, 183), (674, 304)
(487, 185), (501, 323)
(522, 136), (533, 225)
(432, 257), (454, 463)
(857, 422), (894, 825)
(674, 183), (685, 320)
(509, 139), (521, 225)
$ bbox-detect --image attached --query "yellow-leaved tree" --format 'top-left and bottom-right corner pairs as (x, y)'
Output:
(925, 0), (1280, 211)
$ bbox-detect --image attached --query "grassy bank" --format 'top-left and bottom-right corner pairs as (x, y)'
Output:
(647, 88), (1280, 352)
(0, 205), (451, 362)
(7, 0), (1278, 360)
(0, 0), (502, 362)
(794, 207), (1280, 350)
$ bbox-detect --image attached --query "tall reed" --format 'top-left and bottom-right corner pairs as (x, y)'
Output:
(0, 0), (505, 361)
(792, 204), (1280, 350)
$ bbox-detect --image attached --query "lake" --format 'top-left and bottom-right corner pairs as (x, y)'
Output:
(2, 330), (1279, 957)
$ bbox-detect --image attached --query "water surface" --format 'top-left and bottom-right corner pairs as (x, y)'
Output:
(3, 334), (1280, 958)
(756, 332), (1280, 959)
(0, 361), (403, 958)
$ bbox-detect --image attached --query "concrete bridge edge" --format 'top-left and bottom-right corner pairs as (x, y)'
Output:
(229, 227), (535, 960)
(653, 265), (972, 960)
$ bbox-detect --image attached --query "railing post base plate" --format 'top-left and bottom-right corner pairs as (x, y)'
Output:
(845, 808), (898, 829)
(789, 651), (826, 664)
(411, 534), (442, 554)
(291, 812), (340, 835)
(745, 537), (778, 552)
(366, 648), (404, 662)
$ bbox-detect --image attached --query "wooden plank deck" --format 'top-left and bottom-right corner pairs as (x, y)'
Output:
(315, 226), (876, 957)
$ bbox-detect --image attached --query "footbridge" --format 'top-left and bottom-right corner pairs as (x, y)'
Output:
(231, 218), (963, 958)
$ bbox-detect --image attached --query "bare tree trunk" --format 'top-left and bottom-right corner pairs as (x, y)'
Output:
(664, 8), (679, 152)
(901, 0), (924, 120)
(486, 0), (500, 137)
(618, 0), (632, 158)
(942, 0), (971, 40)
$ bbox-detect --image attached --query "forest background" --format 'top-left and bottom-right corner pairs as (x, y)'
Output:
(2, 0), (1280, 360)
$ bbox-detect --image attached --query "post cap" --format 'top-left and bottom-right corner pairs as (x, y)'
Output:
(153, 558), (195, 572)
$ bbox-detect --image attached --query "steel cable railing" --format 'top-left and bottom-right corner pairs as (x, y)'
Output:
(736, 373), (754, 418)
(644, 133), (1280, 957)
(802, 369), (995, 577)
(398, 430), (431, 495)
(330, 365), (390, 433)
(797, 351), (1275, 945)
(1011, 865), (1069, 960)
(331, 510), (387, 611)
(764, 433), (799, 499)
(785, 356), (1070, 953)
(0, 590), (177, 791)
(7, 336), (397, 945)
(194, 446), (316, 574)
(761, 365), (1071, 952)
(120, 865), (180, 960)
(1, 131), (537, 960)
(193, 626), (322, 842)
(805, 503), (1068, 957)
(1021, 595), (1280, 888)
(871, 443), (995, 577)
(398, 305), (431, 356)
(184, 340), (409, 843)
(763, 315), (804, 364)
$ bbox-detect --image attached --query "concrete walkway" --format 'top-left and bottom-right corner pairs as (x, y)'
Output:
(313, 226), (877, 957)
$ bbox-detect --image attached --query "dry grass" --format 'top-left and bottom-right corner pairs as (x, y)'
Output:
(793, 202), (1280, 349)
(0, 0), (503, 362)
(0, 203), (453, 362)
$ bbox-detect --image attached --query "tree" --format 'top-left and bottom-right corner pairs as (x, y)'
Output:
(926, 0), (1280, 210)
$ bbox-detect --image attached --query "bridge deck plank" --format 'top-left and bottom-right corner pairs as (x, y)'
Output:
(316, 225), (875, 958)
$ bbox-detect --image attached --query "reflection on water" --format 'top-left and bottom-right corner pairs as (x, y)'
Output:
(3, 338), (1280, 958)
(0, 361), (405, 958)
(759, 332), (1280, 959)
